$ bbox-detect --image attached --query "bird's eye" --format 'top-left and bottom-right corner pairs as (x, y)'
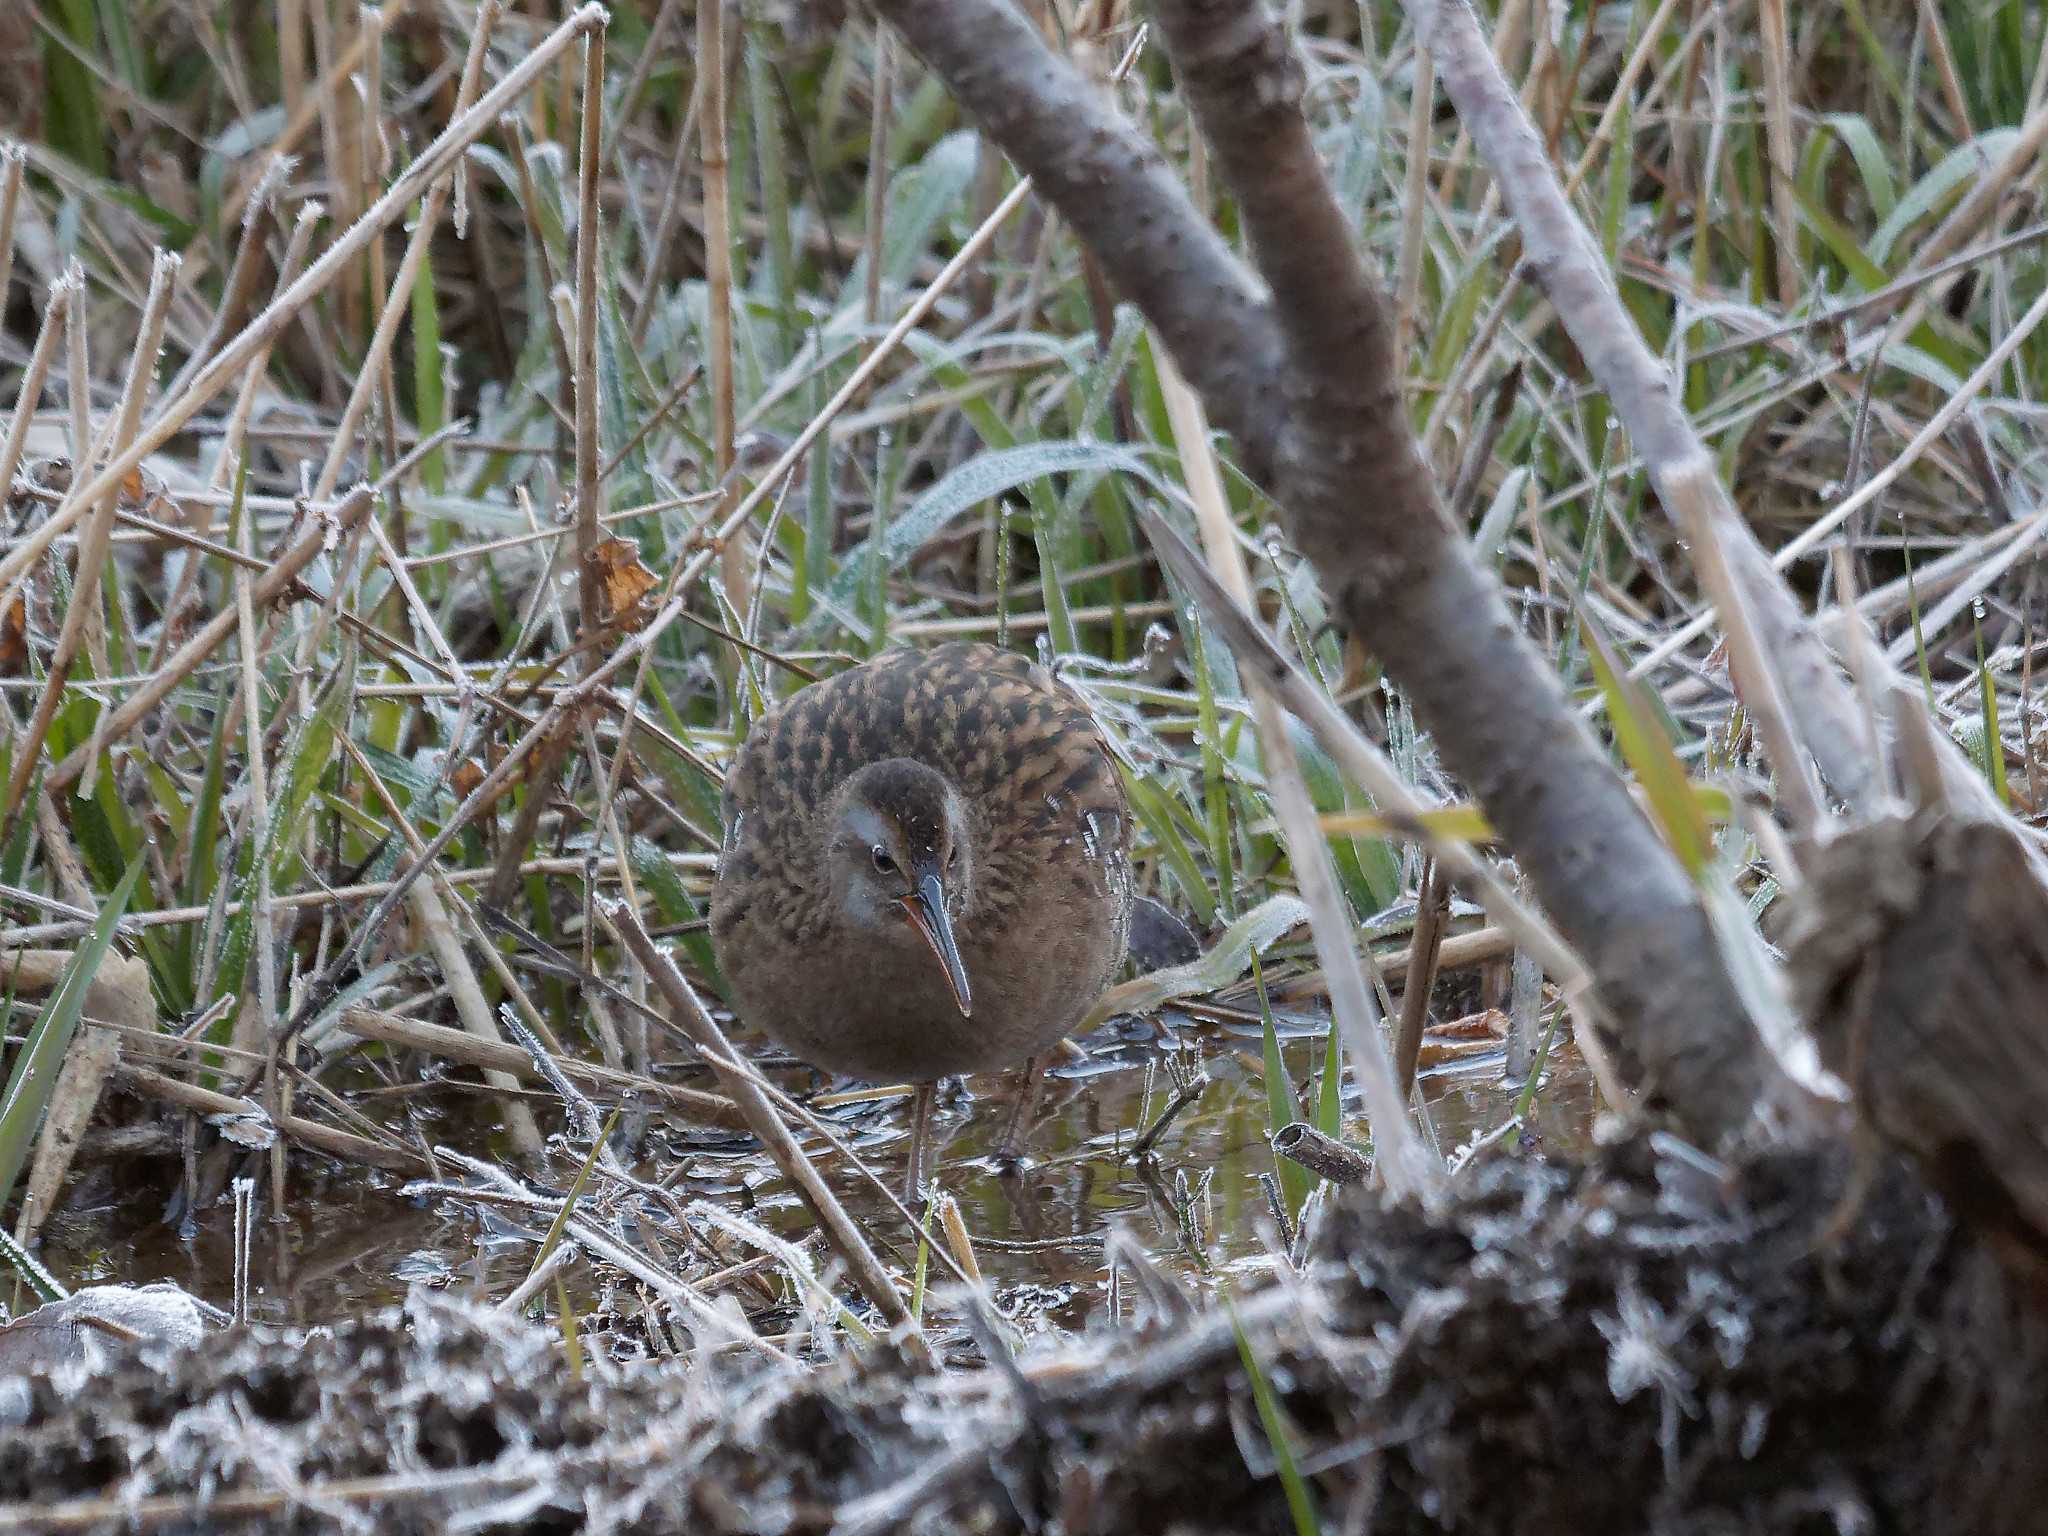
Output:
(871, 845), (896, 875)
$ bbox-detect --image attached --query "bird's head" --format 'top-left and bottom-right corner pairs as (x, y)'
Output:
(823, 758), (975, 1018)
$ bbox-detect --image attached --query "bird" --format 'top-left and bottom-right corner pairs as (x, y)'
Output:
(710, 642), (1133, 1200)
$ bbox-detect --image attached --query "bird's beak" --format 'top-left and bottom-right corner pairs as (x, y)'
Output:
(900, 872), (972, 1018)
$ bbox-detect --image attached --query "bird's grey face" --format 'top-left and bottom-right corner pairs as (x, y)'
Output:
(825, 763), (974, 1018)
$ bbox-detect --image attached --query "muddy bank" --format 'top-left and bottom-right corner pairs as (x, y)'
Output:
(3, 1136), (2040, 1534)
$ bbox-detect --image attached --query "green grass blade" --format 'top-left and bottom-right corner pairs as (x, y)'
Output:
(1229, 1300), (1322, 1536)
(0, 853), (143, 1214)
(43, 0), (109, 176)
(1581, 615), (1711, 877)
(1975, 605), (2010, 806)
(1315, 1013), (1344, 1139)
(1189, 613), (1237, 922)
(212, 650), (354, 1007)
(411, 234), (448, 496)
(1255, 958), (1312, 1212)
(1034, 514), (1079, 656)
(526, 1106), (624, 1285)
(1902, 541), (1936, 706)
(1122, 771), (1217, 929)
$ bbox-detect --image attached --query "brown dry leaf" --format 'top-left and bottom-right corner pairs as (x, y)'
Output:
(0, 586), (28, 671)
(1413, 1008), (1512, 1072)
(450, 757), (488, 801)
(1428, 1007), (1510, 1040)
(117, 465), (167, 515)
(591, 535), (659, 630)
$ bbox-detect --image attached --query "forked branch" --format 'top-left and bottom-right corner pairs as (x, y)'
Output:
(873, 0), (1799, 1143)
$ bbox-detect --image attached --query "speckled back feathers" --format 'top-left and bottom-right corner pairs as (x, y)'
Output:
(717, 643), (1129, 934)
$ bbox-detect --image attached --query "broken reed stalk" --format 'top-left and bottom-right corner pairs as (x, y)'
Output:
(876, 0), (1781, 1146)
(113, 1061), (419, 1172)
(0, 273), (73, 499)
(0, 3), (606, 605)
(161, 160), (291, 403)
(200, 204), (319, 495)
(607, 900), (925, 1356)
(574, 18), (608, 648)
(2, 251), (181, 839)
(1755, 0), (1799, 306)
(0, 144), (25, 322)
(1156, 349), (1435, 1198)
(702, 0), (747, 618)
(1271, 1121), (1372, 1185)
(1668, 463), (1826, 834)
(408, 882), (545, 1156)
(1395, 862), (1451, 1098)
(339, 1007), (737, 1126)
(309, 0), (503, 502)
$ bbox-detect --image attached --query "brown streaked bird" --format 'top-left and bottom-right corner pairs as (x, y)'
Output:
(710, 642), (1133, 1198)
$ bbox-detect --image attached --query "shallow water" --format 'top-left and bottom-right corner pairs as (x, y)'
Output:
(31, 1015), (1593, 1336)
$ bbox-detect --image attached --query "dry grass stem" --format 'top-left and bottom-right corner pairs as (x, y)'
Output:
(2, 4), (605, 603)
(3, 251), (181, 834)
(1155, 347), (1436, 1198)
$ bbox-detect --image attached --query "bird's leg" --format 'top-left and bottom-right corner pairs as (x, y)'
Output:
(906, 1080), (936, 1208)
(996, 1055), (1047, 1167)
